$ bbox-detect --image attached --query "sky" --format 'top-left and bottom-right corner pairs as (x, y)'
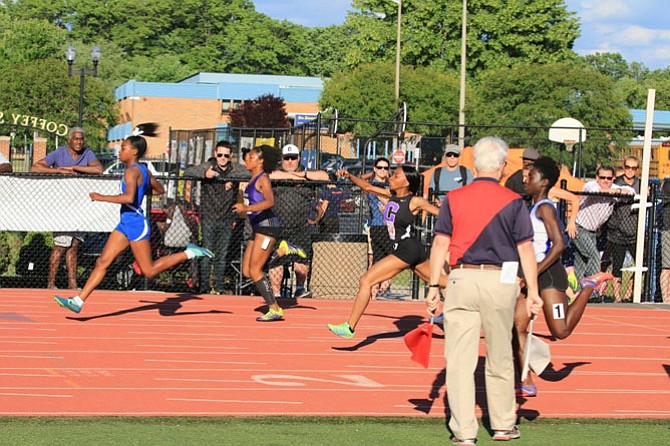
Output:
(253, 0), (670, 70)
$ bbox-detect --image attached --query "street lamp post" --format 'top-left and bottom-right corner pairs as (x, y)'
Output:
(65, 45), (101, 128)
(458, 0), (467, 150)
(394, 0), (402, 103)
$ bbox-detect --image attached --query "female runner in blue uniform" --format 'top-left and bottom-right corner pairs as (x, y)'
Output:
(232, 145), (285, 322)
(54, 123), (213, 313)
(328, 165), (448, 338)
(514, 156), (612, 396)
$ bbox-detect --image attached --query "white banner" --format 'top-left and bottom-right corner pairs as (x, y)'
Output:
(0, 176), (146, 232)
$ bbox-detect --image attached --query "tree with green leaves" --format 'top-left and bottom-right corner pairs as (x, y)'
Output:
(229, 94), (289, 128)
(319, 62), (462, 135)
(469, 62), (633, 168)
(344, 0), (580, 76)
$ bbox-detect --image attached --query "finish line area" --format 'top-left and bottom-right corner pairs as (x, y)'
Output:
(0, 289), (668, 418)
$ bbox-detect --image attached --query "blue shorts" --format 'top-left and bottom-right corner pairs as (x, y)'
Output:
(115, 212), (150, 242)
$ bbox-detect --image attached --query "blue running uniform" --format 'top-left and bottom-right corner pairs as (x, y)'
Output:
(115, 163), (150, 241)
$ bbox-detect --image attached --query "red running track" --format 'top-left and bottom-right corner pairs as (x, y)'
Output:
(0, 288), (668, 418)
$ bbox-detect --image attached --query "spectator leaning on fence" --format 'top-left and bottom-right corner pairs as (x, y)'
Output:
(184, 140), (249, 295)
(427, 143), (473, 204)
(426, 136), (543, 444)
(31, 127), (103, 290)
(268, 144), (329, 299)
(572, 165), (635, 291)
(606, 155), (641, 303)
(0, 151), (12, 173)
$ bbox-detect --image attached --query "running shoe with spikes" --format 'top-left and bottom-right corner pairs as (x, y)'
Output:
(327, 322), (355, 339)
(185, 243), (214, 259)
(278, 240), (307, 259)
(54, 296), (82, 314)
(256, 308), (284, 322)
(578, 271), (614, 291)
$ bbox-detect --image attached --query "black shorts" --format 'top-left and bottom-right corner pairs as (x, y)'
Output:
(392, 238), (427, 267)
(370, 225), (393, 263)
(538, 260), (568, 293)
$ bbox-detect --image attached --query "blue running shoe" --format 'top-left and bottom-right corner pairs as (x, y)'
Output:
(256, 308), (284, 322)
(186, 243), (214, 259)
(327, 322), (354, 339)
(54, 296), (82, 314)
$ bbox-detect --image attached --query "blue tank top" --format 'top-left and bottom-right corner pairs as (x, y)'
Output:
(244, 172), (278, 226)
(120, 163), (149, 216)
(383, 195), (416, 241)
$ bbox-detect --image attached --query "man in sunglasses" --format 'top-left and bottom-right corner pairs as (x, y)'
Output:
(573, 165), (634, 294)
(185, 140), (249, 294)
(428, 144), (473, 204)
(605, 155), (641, 302)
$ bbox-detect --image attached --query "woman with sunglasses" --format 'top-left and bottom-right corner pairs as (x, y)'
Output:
(233, 145), (285, 322)
(54, 123), (214, 314)
(366, 157), (394, 298)
(327, 165), (448, 338)
(184, 140), (249, 294)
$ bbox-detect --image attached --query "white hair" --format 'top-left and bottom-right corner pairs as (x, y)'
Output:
(474, 136), (508, 174)
(69, 127), (85, 138)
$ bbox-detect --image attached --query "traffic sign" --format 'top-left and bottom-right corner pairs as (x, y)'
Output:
(392, 149), (405, 164)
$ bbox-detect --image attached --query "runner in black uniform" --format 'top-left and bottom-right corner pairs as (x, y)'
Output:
(327, 165), (448, 339)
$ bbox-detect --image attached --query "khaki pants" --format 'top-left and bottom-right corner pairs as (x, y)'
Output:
(443, 268), (520, 440)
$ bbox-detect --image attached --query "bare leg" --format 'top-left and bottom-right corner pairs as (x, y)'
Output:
(346, 255), (410, 330)
(412, 259), (448, 288)
(242, 234), (279, 312)
(542, 286), (592, 340)
(79, 231), (130, 301)
(65, 238), (80, 289)
(48, 246), (66, 289)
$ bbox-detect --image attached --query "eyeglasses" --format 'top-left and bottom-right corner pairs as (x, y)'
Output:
(598, 175), (613, 180)
(445, 152), (459, 158)
(375, 165), (390, 170)
(624, 165), (638, 170)
(283, 155), (299, 161)
(216, 153), (231, 158)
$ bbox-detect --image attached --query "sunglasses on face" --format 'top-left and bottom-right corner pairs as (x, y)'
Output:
(624, 165), (638, 170)
(598, 175), (613, 180)
(445, 152), (459, 158)
(283, 155), (299, 161)
(375, 165), (390, 170)
(216, 153), (231, 158)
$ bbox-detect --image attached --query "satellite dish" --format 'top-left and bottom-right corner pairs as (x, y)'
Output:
(548, 117), (586, 152)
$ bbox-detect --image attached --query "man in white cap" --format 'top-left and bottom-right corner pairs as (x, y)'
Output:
(269, 144), (328, 299)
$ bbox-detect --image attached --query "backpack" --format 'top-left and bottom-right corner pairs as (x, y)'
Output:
(433, 165), (469, 196)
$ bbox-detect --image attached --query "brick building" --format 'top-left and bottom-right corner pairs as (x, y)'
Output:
(107, 72), (323, 157)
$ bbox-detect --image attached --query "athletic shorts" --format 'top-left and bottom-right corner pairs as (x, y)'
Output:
(53, 232), (84, 248)
(115, 212), (150, 242)
(370, 225), (393, 263)
(252, 216), (282, 241)
(391, 238), (427, 267)
(538, 260), (568, 293)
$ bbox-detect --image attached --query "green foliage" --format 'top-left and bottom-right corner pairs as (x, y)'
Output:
(0, 232), (10, 274)
(320, 62), (462, 135)
(470, 62), (633, 167)
(229, 94), (289, 128)
(345, 0), (580, 76)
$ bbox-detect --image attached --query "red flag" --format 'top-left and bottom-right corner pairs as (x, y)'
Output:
(403, 319), (434, 368)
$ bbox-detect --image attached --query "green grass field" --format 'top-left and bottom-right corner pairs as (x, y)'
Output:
(2, 417), (668, 445)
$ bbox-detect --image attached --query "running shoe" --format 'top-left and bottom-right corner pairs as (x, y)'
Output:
(566, 266), (578, 291)
(54, 296), (82, 314)
(518, 383), (537, 397)
(578, 272), (614, 291)
(293, 287), (312, 299)
(451, 438), (477, 445)
(492, 425), (521, 441)
(185, 243), (215, 258)
(256, 308), (284, 322)
(278, 240), (307, 259)
(327, 322), (354, 339)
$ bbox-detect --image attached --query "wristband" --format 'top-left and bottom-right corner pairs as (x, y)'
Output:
(428, 284), (440, 288)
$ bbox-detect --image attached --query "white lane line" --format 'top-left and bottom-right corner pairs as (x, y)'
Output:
(0, 354), (64, 359)
(145, 359), (266, 365)
(137, 344), (247, 350)
(166, 398), (302, 404)
(0, 341), (57, 345)
(0, 392), (72, 398)
(129, 331), (236, 337)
